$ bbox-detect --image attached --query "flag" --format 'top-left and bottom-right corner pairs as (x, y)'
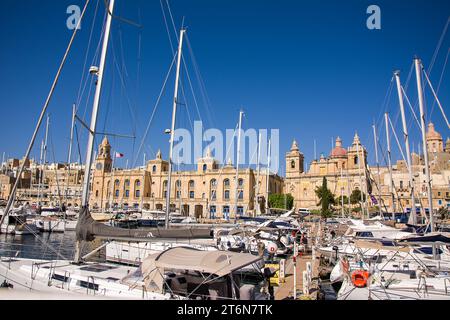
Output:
(370, 194), (378, 205)
(115, 152), (124, 158)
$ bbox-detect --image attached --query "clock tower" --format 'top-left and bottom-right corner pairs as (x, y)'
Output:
(95, 136), (112, 173)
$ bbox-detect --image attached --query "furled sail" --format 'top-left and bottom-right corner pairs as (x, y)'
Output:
(75, 207), (213, 242)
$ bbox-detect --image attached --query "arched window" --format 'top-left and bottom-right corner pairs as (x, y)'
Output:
(210, 179), (217, 200)
(135, 180), (141, 187)
(203, 164), (207, 172)
(238, 178), (244, 187)
(223, 179), (230, 188)
(124, 179), (130, 187)
(115, 179), (120, 186)
(189, 180), (195, 188)
(354, 156), (358, 165)
(152, 165), (156, 173)
(291, 160), (295, 169)
(163, 180), (168, 198)
(95, 190), (99, 197)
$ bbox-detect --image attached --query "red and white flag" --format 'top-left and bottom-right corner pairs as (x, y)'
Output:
(115, 152), (124, 158)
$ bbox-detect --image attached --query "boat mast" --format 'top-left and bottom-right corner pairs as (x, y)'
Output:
(355, 137), (365, 219)
(372, 124), (383, 218)
(254, 132), (262, 216)
(109, 151), (116, 210)
(64, 104), (76, 216)
(414, 58), (434, 232)
(266, 139), (271, 214)
(41, 115), (50, 206)
(140, 153), (146, 211)
(165, 28), (185, 229)
(234, 110), (244, 222)
(340, 167), (344, 218)
(394, 71), (417, 225)
(384, 113), (396, 220)
(74, 0), (115, 263)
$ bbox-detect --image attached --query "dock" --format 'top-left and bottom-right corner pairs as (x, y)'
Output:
(274, 221), (323, 300)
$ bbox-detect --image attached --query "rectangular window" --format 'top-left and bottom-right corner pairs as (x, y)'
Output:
(125, 190), (129, 198)
(189, 191), (194, 199)
(237, 206), (244, 214)
(176, 191), (181, 199)
(135, 190), (140, 198)
(115, 190), (119, 197)
(238, 190), (244, 200)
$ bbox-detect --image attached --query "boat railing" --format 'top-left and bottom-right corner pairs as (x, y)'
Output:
(444, 278), (450, 295)
(87, 275), (96, 295)
(417, 274), (428, 296)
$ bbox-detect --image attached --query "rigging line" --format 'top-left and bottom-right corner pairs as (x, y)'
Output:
(403, 61), (415, 92)
(76, 9), (106, 112)
(76, 0), (101, 107)
(160, 0), (175, 54)
(185, 35), (216, 128)
(400, 85), (421, 130)
(422, 65), (450, 128)
(179, 81), (195, 134)
(0, 0), (91, 227)
(429, 47), (450, 120)
(133, 52), (177, 168)
(388, 115), (407, 163)
(102, 57), (116, 133)
(181, 50), (203, 122)
(427, 16), (450, 76)
(110, 35), (140, 138)
(74, 124), (84, 164)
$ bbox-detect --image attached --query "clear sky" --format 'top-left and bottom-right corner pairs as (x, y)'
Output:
(0, 0), (449, 175)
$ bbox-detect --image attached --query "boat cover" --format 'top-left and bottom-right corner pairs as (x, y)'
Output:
(75, 207), (213, 242)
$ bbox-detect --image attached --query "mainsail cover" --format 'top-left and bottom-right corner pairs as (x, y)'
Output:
(75, 207), (213, 242)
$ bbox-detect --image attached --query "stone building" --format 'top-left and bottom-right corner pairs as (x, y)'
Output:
(285, 134), (371, 209)
(89, 137), (284, 218)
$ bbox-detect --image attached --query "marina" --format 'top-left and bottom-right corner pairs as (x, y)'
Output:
(0, 0), (449, 305)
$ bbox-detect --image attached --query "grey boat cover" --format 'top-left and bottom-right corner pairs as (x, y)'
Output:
(398, 233), (450, 244)
(75, 207), (213, 242)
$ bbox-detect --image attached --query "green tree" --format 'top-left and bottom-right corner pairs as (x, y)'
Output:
(350, 189), (366, 205)
(335, 195), (349, 205)
(268, 193), (294, 210)
(315, 177), (335, 218)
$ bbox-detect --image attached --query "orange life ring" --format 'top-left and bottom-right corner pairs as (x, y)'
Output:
(351, 270), (370, 288)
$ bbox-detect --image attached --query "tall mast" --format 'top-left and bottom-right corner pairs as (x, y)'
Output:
(340, 167), (344, 218)
(109, 151), (116, 210)
(372, 124), (383, 218)
(384, 113), (395, 220)
(165, 28), (185, 229)
(266, 139), (271, 213)
(394, 71), (416, 225)
(415, 58), (434, 232)
(355, 138), (364, 219)
(65, 104), (76, 210)
(234, 110), (244, 222)
(254, 132), (262, 216)
(74, 0), (115, 263)
(140, 153), (146, 211)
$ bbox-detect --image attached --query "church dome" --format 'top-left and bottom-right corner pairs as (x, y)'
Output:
(426, 123), (442, 140)
(330, 137), (347, 157)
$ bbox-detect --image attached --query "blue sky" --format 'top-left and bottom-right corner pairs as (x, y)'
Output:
(0, 0), (449, 175)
